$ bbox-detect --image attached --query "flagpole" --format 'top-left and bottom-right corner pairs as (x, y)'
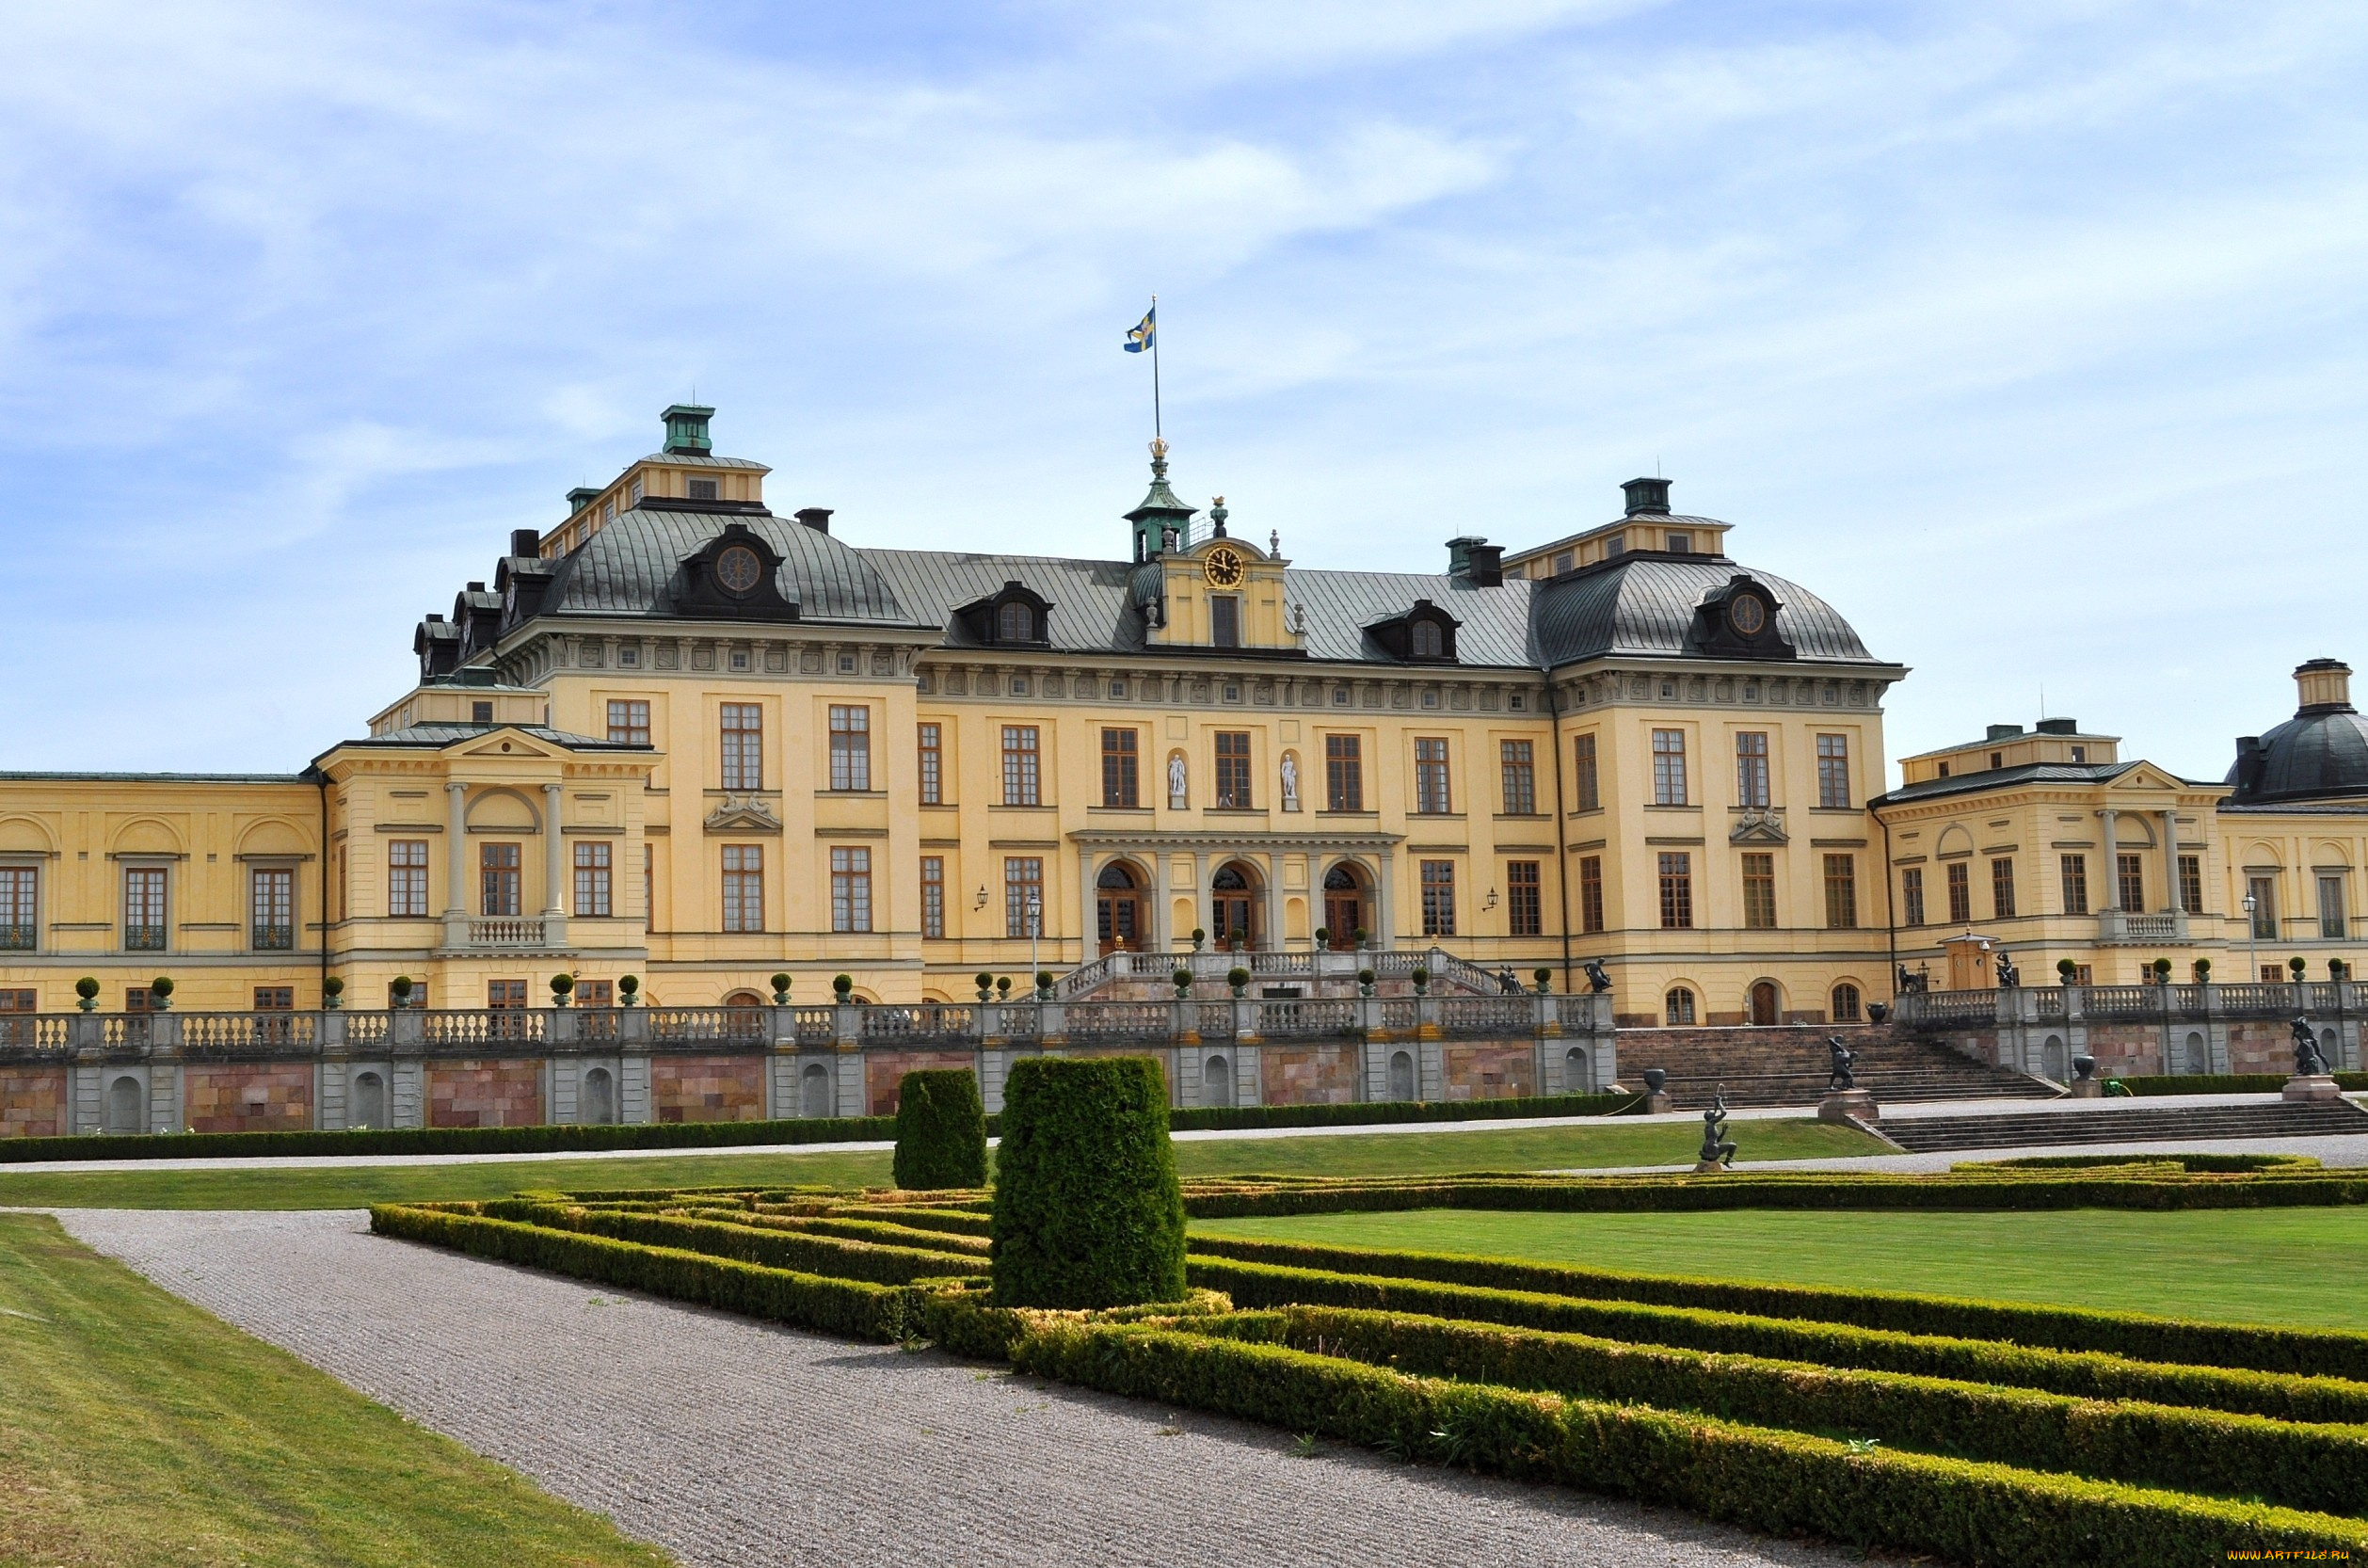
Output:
(1149, 294), (1161, 441)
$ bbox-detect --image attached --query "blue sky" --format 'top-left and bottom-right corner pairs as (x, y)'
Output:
(3, 1), (2363, 782)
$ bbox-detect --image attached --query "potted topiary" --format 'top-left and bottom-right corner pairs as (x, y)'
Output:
(1034, 968), (1055, 1000)
(832, 973), (855, 1000)
(1172, 968), (1192, 997)
(619, 974), (641, 1006)
(2335, 958), (2351, 983)
(1534, 967), (1553, 995)
(391, 975), (414, 1009)
(1352, 926), (1368, 950)
(1233, 926), (1250, 952)
(322, 975), (344, 1010)
(1357, 967), (1376, 997)
(550, 972), (574, 1006)
(149, 976), (174, 1012)
(2056, 958), (2077, 984)
(1410, 966), (1430, 996)
(2192, 958), (2211, 984)
(73, 977), (99, 1013)
(2151, 958), (2172, 984)
(2291, 956), (2309, 981)
(995, 975), (1013, 1000)
(1226, 966), (1250, 998)
(976, 971), (995, 1002)
(771, 972), (794, 1005)
(1314, 926), (1330, 950)
(1190, 927), (1206, 952)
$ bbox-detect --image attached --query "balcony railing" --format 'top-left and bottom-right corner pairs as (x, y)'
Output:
(250, 924), (295, 952)
(465, 918), (549, 948)
(2096, 909), (2191, 945)
(123, 924), (167, 952)
(1895, 980), (2352, 1030)
(0, 923), (34, 952)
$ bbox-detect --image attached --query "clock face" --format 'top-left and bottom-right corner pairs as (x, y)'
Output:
(1203, 545), (1245, 587)
(715, 545), (763, 594)
(1728, 593), (1767, 636)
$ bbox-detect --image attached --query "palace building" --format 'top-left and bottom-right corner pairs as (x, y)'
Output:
(0, 406), (1911, 1029)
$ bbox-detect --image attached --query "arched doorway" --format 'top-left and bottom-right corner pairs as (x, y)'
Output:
(1388, 1050), (1416, 1101)
(801, 1063), (832, 1119)
(352, 1071), (387, 1129)
(1563, 1047), (1592, 1094)
(1322, 863), (1368, 949)
(1203, 1054), (1234, 1107)
(105, 1075), (142, 1135)
(1210, 862), (1260, 950)
(583, 1066), (616, 1126)
(2184, 1032), (2208, 1075)
(1096, 862), (1144, 955)
(1749, 981), (1780, 1027)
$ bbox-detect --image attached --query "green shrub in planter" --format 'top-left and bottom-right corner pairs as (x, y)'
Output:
(991, 1056), (1184, 1309)
(149, 976), (174, 1009)
(2291, 956), (2308, 977)
(995, 975), (1012, 998)
(2056, 958), (2077, 981)
(771, 972), (793, 1003)
(391, 975), (415, 1007)
(1534, 968), (1553, 993)
(619, 974), (640, 1005)
(975, 971), (994, 1001)
(550, 972), (574, 1003)
(2193, 958), (2211, 982)
(1226, 967), (1250, 996)
(74, 976), (100, 1011)
(321, 975), (344, 1009)
(1172, 968), (1192, 997)
(1034, 969), (1054, 997)
(1410, 967), (1430, 994)
(833, 973), (855, 999)
(892, 1068), (987, 1191)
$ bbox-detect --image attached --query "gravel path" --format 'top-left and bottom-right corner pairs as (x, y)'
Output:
(55, 1208), (1850, 1568)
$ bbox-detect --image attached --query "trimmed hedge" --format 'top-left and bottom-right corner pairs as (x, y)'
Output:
(368, 1205), (926, 1340)
(1257, 1304), (2368, 1517)
(1166, 1091), (1638, 1132)
(1183, 1234), (2368, 1381)
(893, 1069), (988, 1190)
(649, 1208), (991, 1260)
(1185, 1256), (2368, 1424)
(992, 1057), (1186, 1309)
(830, 1205), (993, 1239)
(470, 1200), (985, 1286)
(1011, 1320), (2368, 1566)
(0, 1113), (898, 1163)
(1967, 1152), (2321, 1173)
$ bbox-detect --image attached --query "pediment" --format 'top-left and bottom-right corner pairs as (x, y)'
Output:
(703, 796), (784, 835)
(456, 732), (563, 760)
(1729, 808), (1789, 844)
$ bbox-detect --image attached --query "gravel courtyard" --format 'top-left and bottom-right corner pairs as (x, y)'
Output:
(56, 1208), (1852, 1568)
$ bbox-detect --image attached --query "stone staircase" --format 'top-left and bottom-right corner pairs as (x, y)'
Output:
(1880, 1097), (2368, 1153)
(1617, 1025), (2056, 1111)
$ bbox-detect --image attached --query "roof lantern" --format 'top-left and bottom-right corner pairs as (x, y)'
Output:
(1622, 476), (1672, 517)
(662, 403), (715, 456)
(1124, 437), (1200, 563)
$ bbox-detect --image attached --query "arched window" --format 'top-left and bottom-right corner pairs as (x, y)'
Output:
(1663, 987), (1697, 1026)
(1097, 862), (1139, 889)
(1831, 983), (1862, 1023)
(1388, 1050), (1416, 1101)
(998, 601), (1033, 642)
(1410, 619), (1443, 659)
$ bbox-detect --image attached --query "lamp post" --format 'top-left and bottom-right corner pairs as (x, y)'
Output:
(2243, 893), (2260, 989)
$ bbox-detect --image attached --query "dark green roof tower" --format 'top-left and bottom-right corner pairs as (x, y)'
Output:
(1125, 438), (1199, 563)
(662, 404), (715, 456)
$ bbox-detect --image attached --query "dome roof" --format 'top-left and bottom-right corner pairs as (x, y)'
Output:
(2225, 661), (2368, 806)
(1530, 554), (1881, 666)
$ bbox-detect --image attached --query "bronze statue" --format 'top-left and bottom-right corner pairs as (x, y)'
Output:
(2294, 1016), (2330, 1077)
(1826, 1035), (1858, 1092)
(1995, 955), (2019, 989)
(1699, 1086), (1736, 1167)
(1584, 958), (1613, 994)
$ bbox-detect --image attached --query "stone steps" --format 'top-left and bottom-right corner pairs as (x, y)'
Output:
(1620, 1028), (2054, 1110)
(1879, 1099), (2368, 1153)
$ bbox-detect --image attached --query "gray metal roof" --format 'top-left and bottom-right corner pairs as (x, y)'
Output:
(543, 511), (918, 625)
(1532, 554), (1880, 666)
(330, 724), (648, 752)
(1281, 568), (1536, 666)
(2226, 708), (2368, 806)
(863, 549), (1150, 651)
(1871, 760), (2144, 807)
(628, 452), (771, 471)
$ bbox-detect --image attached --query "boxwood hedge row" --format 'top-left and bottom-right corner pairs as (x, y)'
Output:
(466, 1200), (986, 1288)
(1010, 1320), (2368, 1566)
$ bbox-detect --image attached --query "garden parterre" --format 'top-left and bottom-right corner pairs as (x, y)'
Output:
(372, 1159), (2368, 1566)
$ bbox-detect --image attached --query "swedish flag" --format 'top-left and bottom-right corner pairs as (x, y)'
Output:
(1124, 305), (1156, 353)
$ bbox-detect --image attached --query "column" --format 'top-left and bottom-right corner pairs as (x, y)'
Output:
(443, 781), (469, 916)
(1376, 848), (1398, 951)
(1150, 845), (1171, 957)
(2159, 809), (2180, 917)
(1078, 846), (1095, 965)
(542, 784), (567, 915)
(2097, 808), (2120, 912)
(1262, 852), (1283, 954)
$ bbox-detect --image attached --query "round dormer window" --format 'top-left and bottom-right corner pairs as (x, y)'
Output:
(1728, 594), (1767, 636)
(716, 545), (762, 594)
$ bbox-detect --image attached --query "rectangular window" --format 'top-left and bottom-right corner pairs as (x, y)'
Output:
(2248, 875), (2277, 938)
(573, 841), (612, 918)
(831, 846), (872, 933)
(1209, 594), (1241, 648)
(250, 868), (294, 950)
(1004, 857), (1043, 937)
(917, 723), (943, 805)
(1657, 852), (1693, 929)
(2322, 874), (2347, 940)
(920, 856), (945, 939)
(721, 844), (764, 932)
(2060, 854), (2089, 916)
(1324, 734), (1363, 811)
(479, 842), (520, 918)
(1901, 866), (1926, 926)
(1741, 853), (1776, 929)
(1824, 854), (1859, 929)
(1499, 741), (1536, 814)
(2117, 853), (2145, 914)
(606, 699), (649, 745)
(1946, 861), (1971, 924)
(1651, 728), (1688, 806)
(253, 985), (294, 1011)
(388, 840), (429, 917)
(720, 703), (763, 791)
(1816, 734), (1851, 808)
(1736, 732), (1770, 808)
(1419, 860), (1456, 936)
(1001, 726), (1040, 805)
(1414, 738), (1452, 814)
(0, 866), (34, 950)
(1574, 731), (1600, 811)
(124, 867), (167, 951)
(1214, 731), (1253, 808)
(576, 980), (614, 1008)
(1991, 856), (2016, 920)
(488, 980), (527, 1009)
(1101, 728), (1140, 808)
(1506, 860), (1541, 936)
(827, 705), (872, 791)
(2178, 854), (2203, 915)
(1579, 856), (1605, 934)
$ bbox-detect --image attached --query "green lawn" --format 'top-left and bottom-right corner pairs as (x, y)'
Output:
(0, 1116), (1882, 1209)
(0, 1211), (671, 1567)
(1193, 1206), (2368, 1330)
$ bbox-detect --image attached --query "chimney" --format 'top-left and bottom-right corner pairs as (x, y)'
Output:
(2296, 658), (2355, 714)
(1621, 476), (1672, 517)
(794, 507), (833, 534)
(662, 403), (715, 456)
(1447, 536), (1503, 586)
(510, 528), (542, 558)
(1985, 724), (2024, 742)
(2234, 735), (2266, 795)
(2035, 718), (2078, 735)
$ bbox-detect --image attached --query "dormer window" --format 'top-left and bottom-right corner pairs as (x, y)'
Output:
(472, 701), (494, 724)
(1551, 552), (1574, 575)
(1210, 595), (1241, 648)
(1603, 536), (1625, 558)
(998, 602), (1035, 642)
(956, 580), (1053, 648)
(1665, 531), (1692, 553)
(1366, 600), (1460, 664)
(1410, 620), (1444, 659)
(688, 477), (719, 502)
(630, 479), (644, 504)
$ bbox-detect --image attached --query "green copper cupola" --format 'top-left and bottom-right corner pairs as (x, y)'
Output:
(1124, 438), (1200, 563)
(663, 403), (715, 456)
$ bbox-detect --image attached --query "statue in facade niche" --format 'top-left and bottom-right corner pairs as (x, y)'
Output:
(1279, 751), (1300, 811)
(1583, 958), (1613, 994)
(1167, 751), (1188, 808)
(1826, 1035), (1859, 1092)
(2294, 1016), (2330, 1077)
